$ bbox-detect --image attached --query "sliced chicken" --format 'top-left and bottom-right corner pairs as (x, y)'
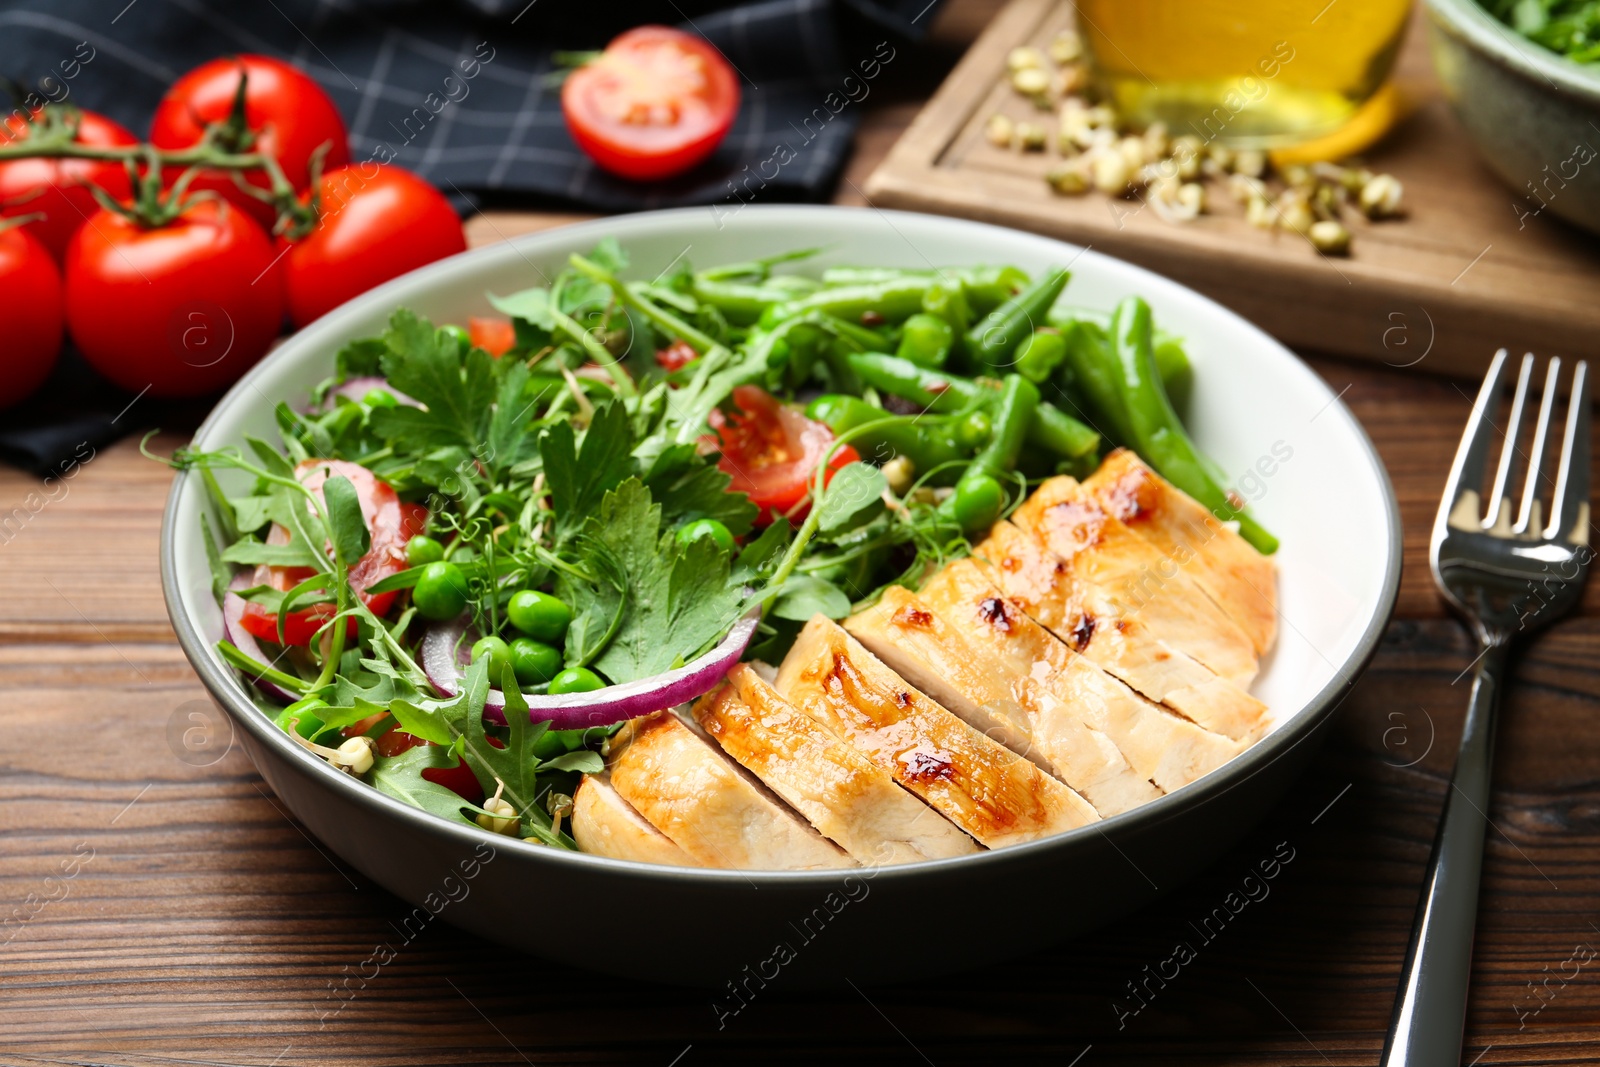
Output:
(921, 559), (1246, 791)
(846, 586), (1161, 816)
(571, 774), (698, 867)
(695, 666), (980, 864)
(1085, 449), (1277, 656)
(1011, 475), (1258, 687)
(773, 616), (1099, 848)
(973, 519), (1269, 743)
(607, 711), (855, 870)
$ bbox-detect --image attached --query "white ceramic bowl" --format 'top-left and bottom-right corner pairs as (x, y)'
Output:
(162, 206), (1400, 986)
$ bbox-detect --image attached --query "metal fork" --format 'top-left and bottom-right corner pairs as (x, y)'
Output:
(1381, 350), (1591, 1066)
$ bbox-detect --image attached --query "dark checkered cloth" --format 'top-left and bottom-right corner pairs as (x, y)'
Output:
(0, 0), (942, 472)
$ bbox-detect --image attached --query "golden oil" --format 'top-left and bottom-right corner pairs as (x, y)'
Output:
(1074, 0), (1412, 147)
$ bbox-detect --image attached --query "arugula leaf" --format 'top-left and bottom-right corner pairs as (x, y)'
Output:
(539, 400), (635, 544)
(220, 539), (322, 567)
(543, 750), (605, 774)
(733, 518), (792, 584)
(586, 479), (744, 683)
(817, 462), (887, 535)
(641, 443), (757, 536)
(371, 745), (476, 826)
(450, 662), (573, 847)
(769, 574), (852, 621)
(200, 513), (230, 606)
(321, 474), (372, 565)
(389, 697), (456, 745)
(229, 494), (274, 534)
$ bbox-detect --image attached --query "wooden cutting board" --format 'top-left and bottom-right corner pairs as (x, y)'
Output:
(864, 0), (1600, 377)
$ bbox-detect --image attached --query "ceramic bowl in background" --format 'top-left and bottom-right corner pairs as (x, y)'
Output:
(1428, 0), (1600, 235)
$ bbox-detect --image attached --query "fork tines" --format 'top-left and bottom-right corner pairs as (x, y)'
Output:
(1438, 348), (1591, 545)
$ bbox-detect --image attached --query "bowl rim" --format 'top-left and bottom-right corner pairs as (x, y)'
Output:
(161, 204), (1404, 887)
(1426, 0), (1600, 102)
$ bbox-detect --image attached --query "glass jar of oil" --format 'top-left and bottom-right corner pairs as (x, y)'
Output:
(1074, 0), (1412, 148)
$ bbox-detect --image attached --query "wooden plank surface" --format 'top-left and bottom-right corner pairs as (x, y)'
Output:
(5, 1), (1600, 1062)
(864, 0), (1600, 379)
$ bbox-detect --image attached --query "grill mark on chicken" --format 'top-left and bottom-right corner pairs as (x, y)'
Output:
(1069, 613), (1097, 652)
(1102, 465), (1159, 523)
(777, 619), (1095, 845)
(1043, 499), (1106, 551)
(977, 596), (1012, 631)
(894, 606), (934, 628)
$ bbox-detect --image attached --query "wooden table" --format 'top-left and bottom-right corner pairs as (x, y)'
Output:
(4, 3), (1600, 1063)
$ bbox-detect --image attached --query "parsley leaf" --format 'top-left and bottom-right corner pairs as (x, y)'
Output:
(641, 443), (758, 536)
(539, 400), (635, 545)
(369, 309), (498, 455)
(585, 479), (745, 684)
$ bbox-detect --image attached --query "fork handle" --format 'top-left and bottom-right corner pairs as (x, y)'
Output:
(1381, 639), (1510, 1067)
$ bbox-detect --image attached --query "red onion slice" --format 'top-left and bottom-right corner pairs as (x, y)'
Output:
(322, 375), (418, 410)
(420, 609), (761, 730)
(222, 574), (302, 704)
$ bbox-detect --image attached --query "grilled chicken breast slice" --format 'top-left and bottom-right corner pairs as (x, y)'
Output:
(774, 616), (1099, 848)
(973, 520), (1269, 743)
(571, 774), (699, 867)
(921, 559), (1246, 790)
(608, 711), (855, 870)
(847, 587), (1161, 816)
(695, 666), (980, 864)
(1012, 476), (1259, 687)
(1085, 449), (1277, 656)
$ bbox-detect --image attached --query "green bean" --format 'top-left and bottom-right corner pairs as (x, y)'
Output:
(814, 266), (1027, 317)
(967, 266), (1071, 372)
(689, 277), (792, 325)
(1050, 306), (1192, 404)
(939, 375), (1038, 532)
(1058, 318), (1134, 445)
(1013, 328), (1067, 383)
(847, 352), (1098, 459)
(805, 395), (968, 480)
(1108, 297), (1277, 554)
(761, 277), (933, 329)
(895, 313), (955, 368)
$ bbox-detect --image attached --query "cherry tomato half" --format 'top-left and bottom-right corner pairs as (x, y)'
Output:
(0, 224), (62, 407)
(64, 198), (284, 398)
(562, 26), (739, 181)
(656, 339), (698, 371)
(151, 54), (350, 228)
(468, 316), (516, 356)
(280, 163), (466, 328)
(237, 459), (421, 646)
(707, 385), (860, 524)
(0, 108), (138, 261)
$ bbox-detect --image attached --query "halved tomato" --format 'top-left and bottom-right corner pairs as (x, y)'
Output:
(656, 339), (698, 371)
(707, 385), (860, 524)
(363, 726), (485, 804)
(561, 26), (739, 181)
(238, 459), (421, 646)
(469, 316), (516, 356)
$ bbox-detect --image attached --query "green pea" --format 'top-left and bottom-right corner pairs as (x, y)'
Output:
(412, 561), (469, 621)
(436, 324), (471, 355)
(471, 636), (513, 680)
(951, 473), (1005, 533)
(957, 409), (993, 451)
(896, 313), (955, 368)
(362, 388), (398, 409)
(676, 518), (736, 554)
(507, 590), (572, 643)
(406, 535), (444, 567)
(509, 637), (563, 686)
(548, 666), (606, 695)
